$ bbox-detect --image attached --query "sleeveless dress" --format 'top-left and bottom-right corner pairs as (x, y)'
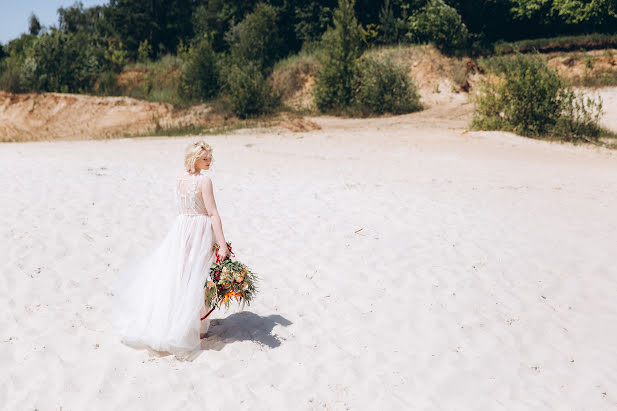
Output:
(109, 172), (215, 354)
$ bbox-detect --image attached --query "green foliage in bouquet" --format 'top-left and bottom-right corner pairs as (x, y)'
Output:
(204, 242), (258, 315)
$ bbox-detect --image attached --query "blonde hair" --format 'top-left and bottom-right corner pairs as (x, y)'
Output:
(185, 140), (213, 172)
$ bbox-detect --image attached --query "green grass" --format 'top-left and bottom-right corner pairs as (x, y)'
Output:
(493, 33), (617, 55)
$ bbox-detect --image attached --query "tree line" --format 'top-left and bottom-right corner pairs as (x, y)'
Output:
(0, 0), (615, 115)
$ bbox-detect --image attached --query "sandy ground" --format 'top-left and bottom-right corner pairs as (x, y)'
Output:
(1, 105), (617, 410)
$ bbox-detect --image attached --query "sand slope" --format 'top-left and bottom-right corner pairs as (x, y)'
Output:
(1, 110), (617, 409)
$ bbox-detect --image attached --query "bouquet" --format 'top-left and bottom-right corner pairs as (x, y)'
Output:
(201, 242), (258, 320)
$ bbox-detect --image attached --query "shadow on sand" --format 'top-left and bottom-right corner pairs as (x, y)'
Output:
(200, 311), (292, 351)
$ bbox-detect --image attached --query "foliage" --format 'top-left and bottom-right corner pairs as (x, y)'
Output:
(1, 0), (617, 126)
(109, 54), (185, 105)
(28, 14), (42, 36)
(472, 53), (604, 141)
(225, 62), (280, 118)
(294, 2), (335, 47)
(352, 56), (421, 115)
(192, 0), (258, 53)
(104, 40), (129, 71)
(137, 40), (152, 63)
(378, 0), (400, 44)
(179, 38), (221, 102)
(0, 35), (36, 93)
(28, 30), (110, 93)
(510, 0), (617, 25)
(228, 3), (283, 72)
(314, 0), (364, 112)
(553, 88), (604, 139)
(493, 33), (617, 54)
(473, 53), (562, 135)
(0, 57), (27, 93)
(407, 0), (469, 53)
(205, 242), (258, 311)
(106, 0), (195, 58)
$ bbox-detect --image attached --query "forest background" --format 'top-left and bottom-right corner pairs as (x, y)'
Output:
(0, 0), (616, 120)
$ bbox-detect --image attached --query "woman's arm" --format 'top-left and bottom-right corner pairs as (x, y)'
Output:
(200, 176), (229, 258)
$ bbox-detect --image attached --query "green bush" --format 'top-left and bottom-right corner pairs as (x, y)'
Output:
(104, 40), (128, 72)
(225, 63), (280, 118)
(313, 0), (363, 112)
(97, 70), (120, 95)
(0, 56), (27, 93)
(407, 0), (469, 53)
(0, 34), (37, 92)
(553, 89), (604, 140)
(352, 56), (421, 115)
(179, 38), (220, 101)
(137, 40), (152, 63)
(472, 53), (604, 141)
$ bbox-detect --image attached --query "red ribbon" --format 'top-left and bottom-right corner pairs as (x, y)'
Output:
(214, 243), (234, 264)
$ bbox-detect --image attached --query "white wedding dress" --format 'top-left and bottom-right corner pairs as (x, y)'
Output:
(109, 172), (215, 354)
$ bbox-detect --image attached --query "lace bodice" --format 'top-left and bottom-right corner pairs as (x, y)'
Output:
(176, 173), (208, 215)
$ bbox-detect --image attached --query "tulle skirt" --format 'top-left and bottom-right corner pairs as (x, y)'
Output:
(108, 214), (215, 354)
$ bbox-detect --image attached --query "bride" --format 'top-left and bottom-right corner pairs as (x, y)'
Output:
(109, 140), (230, 354)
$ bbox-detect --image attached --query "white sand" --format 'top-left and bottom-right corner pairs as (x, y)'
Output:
(1, 109), (617, 409)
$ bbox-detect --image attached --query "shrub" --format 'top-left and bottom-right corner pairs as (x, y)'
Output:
(179, 38), (220, 101)
(0, 56), (28, 92)
(97, 70), (120, 95)
(352, 56), (421, 115)
(137, 40), (152, 63)
(407, 0), (469, 53)
(225, 63), (280, 118)
(472, 53), (604, 141)
(104, 40), (128, 72)
(553, 89), (604, 140)
(313, 0), (363, 112)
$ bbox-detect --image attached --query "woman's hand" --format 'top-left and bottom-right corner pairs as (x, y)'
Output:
(217, 243), (229, 261)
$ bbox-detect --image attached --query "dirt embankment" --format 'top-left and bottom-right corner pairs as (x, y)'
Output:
(0, 92), (213, 142)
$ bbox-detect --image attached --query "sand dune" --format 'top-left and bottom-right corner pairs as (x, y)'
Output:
(1, 109), (616, 409)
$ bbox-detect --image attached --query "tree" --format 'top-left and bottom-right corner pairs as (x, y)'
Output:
(314, 0), (363, 112)
(179, 38), (220, 101)
(58, 2), (88, 33)
(552, 0), (617, 24)
(28, 13), (42, 36)
(226, 62), (279, 118)
(378, 0), (397, 44)
(228, 3), (283, 72)
(106, 0), (196, 58)
(407, 0), (469, 53)
(294, 1), (335, 47)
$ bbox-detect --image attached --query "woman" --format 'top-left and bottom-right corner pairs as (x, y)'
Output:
(109, 140), (229, 354)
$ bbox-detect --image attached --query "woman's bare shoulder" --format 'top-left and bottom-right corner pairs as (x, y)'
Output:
(199, 174), (213, 189)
